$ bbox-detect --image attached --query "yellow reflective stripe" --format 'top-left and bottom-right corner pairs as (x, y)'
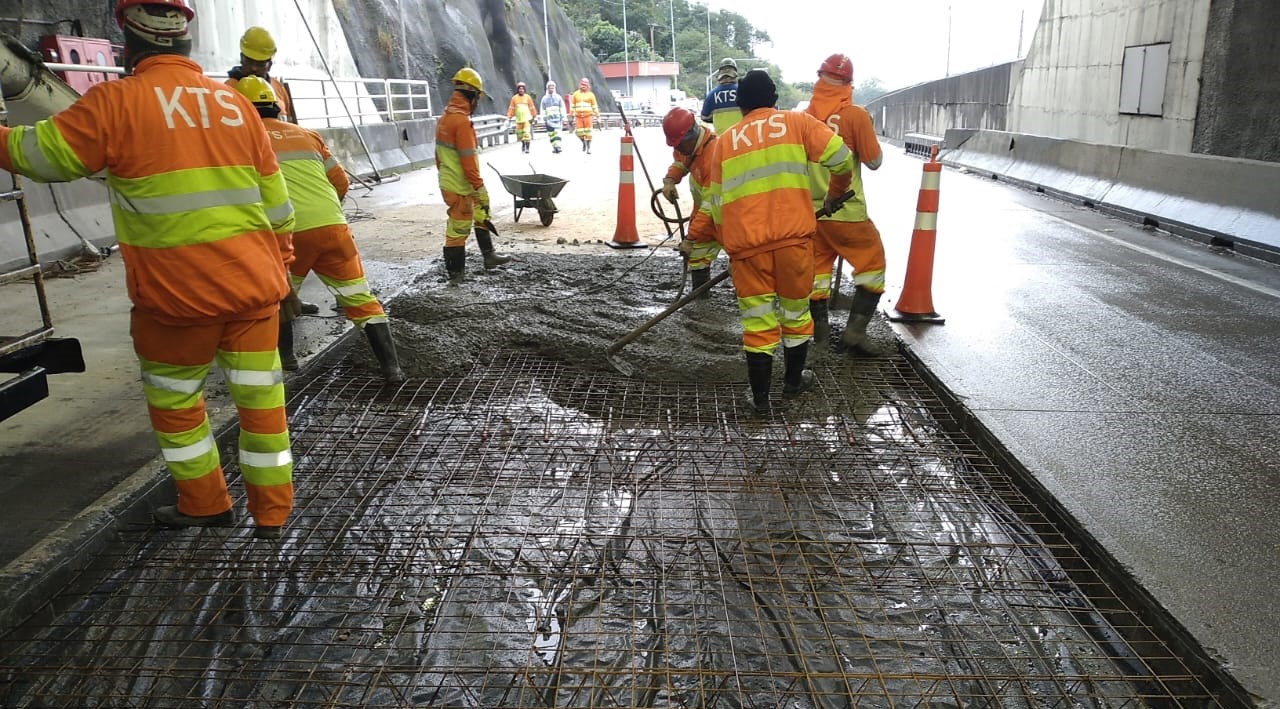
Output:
(854, 269), (885, 290)
(161, 433), (216, 463)
(821, 138), (853, 173)
(260, 170), (294, 233)
(108, 166), (275, 248)
(323, 277), (371, 297)
(740, 300), (774, 320)
(112, 186), (263, 215)
(265, 201), (294, 223)
(779, 297), (810, 322)
(812, 272), (831, 291)
(280, 159), (342, 231)
(140, 360), (209, 410)
(141, 371), (204, 395)
(436, 143), (473, 194)
(722, 143), (810, 201)
(225, 368), (284, 387)
(11, 123), (89, 183)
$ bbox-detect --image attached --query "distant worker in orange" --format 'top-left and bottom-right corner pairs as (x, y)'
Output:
(660, 107), (722, 297)
(435, 68), (512, 284)
(571, 77), (600, 153)
(236, 76), (407, 384)
(507, 81), (538, 154)
(701, 69), (853, 416)
(226, 26), (296, 123)
(0, 0), (299, 539)
(805, 53), (886, 355)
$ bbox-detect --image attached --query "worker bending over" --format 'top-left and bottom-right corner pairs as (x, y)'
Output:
(660, 107), (722, 297)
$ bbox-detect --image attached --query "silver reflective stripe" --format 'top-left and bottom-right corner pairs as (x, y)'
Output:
(332, 279), (371, 297)
(114, 186), (263, 215)
(740, 301), (774, 319)
(781, 304), (809, 320)
(277, 150), (323, 163)
(782, 334), (809, 346)
(19, 129), (65, 182)
(324, 156), (340, 170)
(813, 273), (832, 288)
(457, 147), (477, 157)
(722, 161), (809, 194)
(825, 144), (852, 169)
(239, 449), (293, 468)
(142, 371), (204, 395)
(225, 369), (283, 387)
(915, 212), (938, 230)
(266, 201), (295, 223)
(920, 171), (941, 190)
(161, 434), (216, 463)
(360, 315), (389, 326)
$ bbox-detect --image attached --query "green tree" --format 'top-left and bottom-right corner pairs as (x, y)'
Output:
(856, 77), (889, 104)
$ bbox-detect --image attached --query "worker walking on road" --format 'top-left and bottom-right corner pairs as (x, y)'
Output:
(507, 82), (538, 154)
(540, 81), (565, 154)
(226, 26), (295, 123)
(0, 0), (298, 539)
(237, 77), (407, 383)
(701, 58), (743, 133)
(571, 78), (599, 153)
(661, 107), (722, 297)
(436, 67), (512, 285)
(703, 69), (853, 416)
(805, 53), (886, 355)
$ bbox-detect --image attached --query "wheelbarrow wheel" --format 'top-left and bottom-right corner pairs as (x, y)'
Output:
(538, 209), (555, 226)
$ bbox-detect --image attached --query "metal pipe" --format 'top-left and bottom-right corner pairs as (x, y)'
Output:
(0, 34), (80, 125)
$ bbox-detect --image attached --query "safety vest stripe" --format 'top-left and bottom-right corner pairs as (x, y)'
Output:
(439, 140), (475, 158)
(13, 124), (87, 182)
(820, 140), (853, 171)
(324, 156), (340, 171)
(740, 301), (774, 319)
(161, 434), (217, 463)
(110, 185), (263, 215)
(224, 368), (284, 386)
(141, 371), (204, 394)
(277, 150), (324, 164)
(280, 160), (343, 231)
(240, 448), (293, 468)
(721, 148), (812, 197)
(259, 171), (294, 232)
(265, 201), (295, 224)
(111, 206), (273, 248)
(331, 278), (372, 296)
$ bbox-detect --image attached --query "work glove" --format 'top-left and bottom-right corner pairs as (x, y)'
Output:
(677, 239), (695, 255)
(475, 186), (490, 211)
(281, 290), (303, 323)
(661, 177), (679, 204)
(821, 193), (843, 218)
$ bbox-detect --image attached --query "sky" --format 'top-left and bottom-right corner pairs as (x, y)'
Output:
(696, 0), (1045, 89)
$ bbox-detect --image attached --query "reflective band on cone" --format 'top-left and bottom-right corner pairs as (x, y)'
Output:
(608, 136), (647, 250)
(890, 146), (946, 324)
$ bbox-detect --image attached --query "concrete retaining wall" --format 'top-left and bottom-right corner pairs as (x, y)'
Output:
(2, 117), (442, 270)
(864, 62), (1019, 142)
(943, 129), (1280, 261)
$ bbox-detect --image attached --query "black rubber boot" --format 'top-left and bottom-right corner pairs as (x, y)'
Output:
(690, 268), (711, 299)
(782, 342), (817, 397)
(810, 299), (830, 348)
(585, 139), (592, 154)
(841, 287), (888, 356)
(363, 321), (407, 383)
(744, 352), (773, 417)
(154, 505), (236, 529)
(278, 319), (298, 371)
(300, 301), (320, 315)
(474, 227), (512, 268)
(443, 245), (466, 285)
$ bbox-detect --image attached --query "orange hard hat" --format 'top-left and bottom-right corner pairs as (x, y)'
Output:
(662, 107), (698, 147)
(818, 53), (853, 83)
(115, 0), (194, 28)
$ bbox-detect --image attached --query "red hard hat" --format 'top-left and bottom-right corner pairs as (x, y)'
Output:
(818, 53), (853, 83)
(662, 107), (697, 147)
(115, 0), (194, 27)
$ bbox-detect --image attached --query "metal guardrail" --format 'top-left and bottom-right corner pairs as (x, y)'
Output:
(904, 132), (944, 158)
(42, 62), (432, 127)
(472, 115), (511, 147)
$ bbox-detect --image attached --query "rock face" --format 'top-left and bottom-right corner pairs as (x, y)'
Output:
(1, 0), (613, 115)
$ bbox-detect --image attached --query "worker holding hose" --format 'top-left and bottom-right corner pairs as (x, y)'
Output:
(660, 107), (722, 298)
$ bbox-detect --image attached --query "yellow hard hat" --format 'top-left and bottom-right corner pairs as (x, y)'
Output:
(240, 26), (277, 62)
(235, 75), (276, 105)
(452, 67), (484, 95)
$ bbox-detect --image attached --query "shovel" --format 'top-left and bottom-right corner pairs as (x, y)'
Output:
(603, 191), (855, 376)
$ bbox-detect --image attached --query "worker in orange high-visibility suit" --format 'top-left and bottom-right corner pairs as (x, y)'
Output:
(805, 53), (887, 356)
(571, 78), (599, 153)
(0, 0), (298, 539)
(700, 69), (853, 416)
(236, 76), (406, 384)
(507, 82), (538, 154)
(435, 68), (512, 284)
(660, 107), (722, 298)
(226, 26), (296, 123)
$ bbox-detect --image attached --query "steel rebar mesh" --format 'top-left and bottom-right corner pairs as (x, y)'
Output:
(0, 351), (1222, 707)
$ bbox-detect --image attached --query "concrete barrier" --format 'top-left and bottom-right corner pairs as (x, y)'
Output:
(0, 180), (113, 272)
(941, 129), (1280, 261)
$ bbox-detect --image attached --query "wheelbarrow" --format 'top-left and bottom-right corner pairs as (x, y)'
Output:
(487, 163), (569, 226)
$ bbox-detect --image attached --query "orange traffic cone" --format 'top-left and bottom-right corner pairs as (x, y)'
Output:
(890, 144), (946, 324)
(608, 135), (646, 250)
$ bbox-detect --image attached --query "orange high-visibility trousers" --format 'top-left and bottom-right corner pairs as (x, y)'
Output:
(812, 219), (886, 301)
(132, 310), (294, 526)
(289, 224), (387, 327)
(730, 240), (815, 355)
(442, 191), (488, 248)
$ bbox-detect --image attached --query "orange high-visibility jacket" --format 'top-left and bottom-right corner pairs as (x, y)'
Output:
(435, 92), (485, 196)
(0, 55), (295, 324)
(261, 117), (349, 232)
(571, 89), (599, 117)
(226, 74), (296, 123)
(806, 102), (881, 223)
(507, 93), (537, 124)
(708, 107), (853, 260)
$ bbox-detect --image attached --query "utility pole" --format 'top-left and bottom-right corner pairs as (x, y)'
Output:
(544, 0), (552, 77)
(945, 3), (952, 77)
(669, 0), (676, 61)
(1017, 9), (1025, 57)
(706, 7), (712, 94)
(623, 0), (631, 95)
(399, 0), (408, 78)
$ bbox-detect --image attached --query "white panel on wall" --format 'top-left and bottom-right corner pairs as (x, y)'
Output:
(1139, 42), (1169, 115)
(1119, 45), (1144, 114)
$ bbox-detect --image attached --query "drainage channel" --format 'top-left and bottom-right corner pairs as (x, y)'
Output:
(0, 350), (1225, 707)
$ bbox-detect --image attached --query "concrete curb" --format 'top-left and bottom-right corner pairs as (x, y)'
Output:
(941, 129), (1280, 264)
